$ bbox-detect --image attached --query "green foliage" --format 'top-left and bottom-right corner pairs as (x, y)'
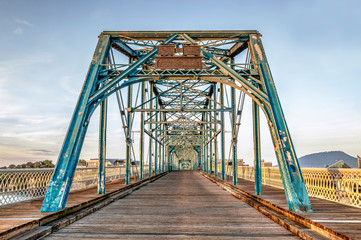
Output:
(2, 160), (55, 169)
(77, 159), (87, 166)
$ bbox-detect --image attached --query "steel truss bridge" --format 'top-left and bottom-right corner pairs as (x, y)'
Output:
(41, 30), (312, 214)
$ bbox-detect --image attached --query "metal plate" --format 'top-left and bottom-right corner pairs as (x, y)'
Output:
(155, 56), (203, 69)
(157, 45), (175, 56)
(183, 45), (201, 56)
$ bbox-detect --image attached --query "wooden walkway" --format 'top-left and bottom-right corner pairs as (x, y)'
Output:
(0, 175), (147, 239)
(2, 171), (361, 239)
(231, 177), (361, 239)
(44, 171), (298, 240)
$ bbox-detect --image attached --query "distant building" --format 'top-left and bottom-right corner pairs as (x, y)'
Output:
(261, 159), (273, 167)
(327, 160), (351, 169)
(223, 159), (249, 166)
(86, 159), (99, 168)
(85, 158), (126, 168)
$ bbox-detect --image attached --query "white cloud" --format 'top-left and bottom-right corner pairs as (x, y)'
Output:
(13, 27), (23, 35)
(14, 17), (33, 27)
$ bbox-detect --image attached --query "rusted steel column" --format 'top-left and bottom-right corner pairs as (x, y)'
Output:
(253, 100), (262, 195)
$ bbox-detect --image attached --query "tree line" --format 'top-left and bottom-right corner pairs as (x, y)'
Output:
(1, 160), (55, 169)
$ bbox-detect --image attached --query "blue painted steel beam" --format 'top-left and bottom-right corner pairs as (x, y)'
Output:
(231, 58), (238, 185)
(125, 84), (132, 185)
(180, 34), (269, 105)
(252, 99), (262, 195)
(111, 41), (137, 58)
(98, 98), (107, 194)
(140, 82), (145, 180)
(162, 113), (166, 172)
(41, 35), (111, 212)
(249, 34), (312, 213)
(148, 82), (153, 177)
(220, 84), (226, 180)
(154, 101), (159, 174)
(209, 104), (213, 174)
(89, 34), (178, 104)
(213, 83), (218, 177)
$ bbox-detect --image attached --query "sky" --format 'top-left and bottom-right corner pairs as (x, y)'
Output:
(0, 0), (360, 167)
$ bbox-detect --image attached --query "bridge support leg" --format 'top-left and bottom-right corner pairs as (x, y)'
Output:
(148, 82), (153, 177)
(197, 147), (201, 170)
(98, 97), (107, 194)
(126, 84), (133, 185)
(159, 140), (162, 172)
(253, 100), (262, 195)
(206, 142), (209, 173)
(154, 101), (158, 174)
(220, 83), (226, 181)
(40, 35), (110, 212)
(201, 143), (204, 171)
(162, 113), (165, 172)
(140, 82), (145, 180)
(249, 34), (312, 213)
(209, 110), (213, 174)
(213, 83), (218, 177)
(162, 134), (165, 172)
(231, 74), (238, 185)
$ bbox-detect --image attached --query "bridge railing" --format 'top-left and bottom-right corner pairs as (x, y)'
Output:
(0, 166), (129, 206)
(231, 166), (361, 209)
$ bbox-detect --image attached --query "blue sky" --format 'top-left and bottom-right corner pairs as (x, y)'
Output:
(0, 0), (360, 166)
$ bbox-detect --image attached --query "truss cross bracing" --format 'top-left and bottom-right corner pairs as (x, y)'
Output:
(41, 31), (312, 214)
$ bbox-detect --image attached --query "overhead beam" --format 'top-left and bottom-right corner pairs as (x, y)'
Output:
(133, 108), (231, 112)
(146, 121), (218, 124)
(111, 42), (137, 58)
(102, 30), (259, 40)
(228, 42), (248, 57)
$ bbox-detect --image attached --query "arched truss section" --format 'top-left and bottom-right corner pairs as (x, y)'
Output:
(41, 31), (312, 213)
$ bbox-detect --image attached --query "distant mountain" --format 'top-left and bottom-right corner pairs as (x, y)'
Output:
(298, 151), (358, 168)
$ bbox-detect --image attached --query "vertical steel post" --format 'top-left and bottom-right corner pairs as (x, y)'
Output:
(162, 113), (165, 172)
(231, 58), (238, 185)
(162, 140), (165, 172)
(160, 136), (163, 172)
(209, 105), (213, 174)
(201, 114), (205, 171)
(98, 97), (107, 194)
(148, 82), (153, 177)
(167, 147), (169, 170)
(205, 112), (209, 173)
(201, 143), (204, 171)
(213, 83), (218, 177)
(169, 148), (171, 170)
(154, 101), (158, 174)
(220, 84), (226, 180)
(126, 84), (133, 185)
(253, 100), (262, 195)
(197, 147), (201, 170)
(140, 82), (145, 180)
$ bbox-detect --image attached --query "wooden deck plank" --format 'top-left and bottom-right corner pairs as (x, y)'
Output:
(230, 177), (361, 239)
(45, 171), (298, 240)
(2, 171), (361, 239)
(0, 177), (138, 238)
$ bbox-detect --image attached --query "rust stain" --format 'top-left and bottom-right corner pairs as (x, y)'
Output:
(254, 43), (263, 61)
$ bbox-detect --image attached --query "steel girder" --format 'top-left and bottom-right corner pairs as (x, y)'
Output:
(41, 31), (312, 214)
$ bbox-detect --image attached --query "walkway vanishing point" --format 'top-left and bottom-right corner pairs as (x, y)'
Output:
(3, 171), (361, 240)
